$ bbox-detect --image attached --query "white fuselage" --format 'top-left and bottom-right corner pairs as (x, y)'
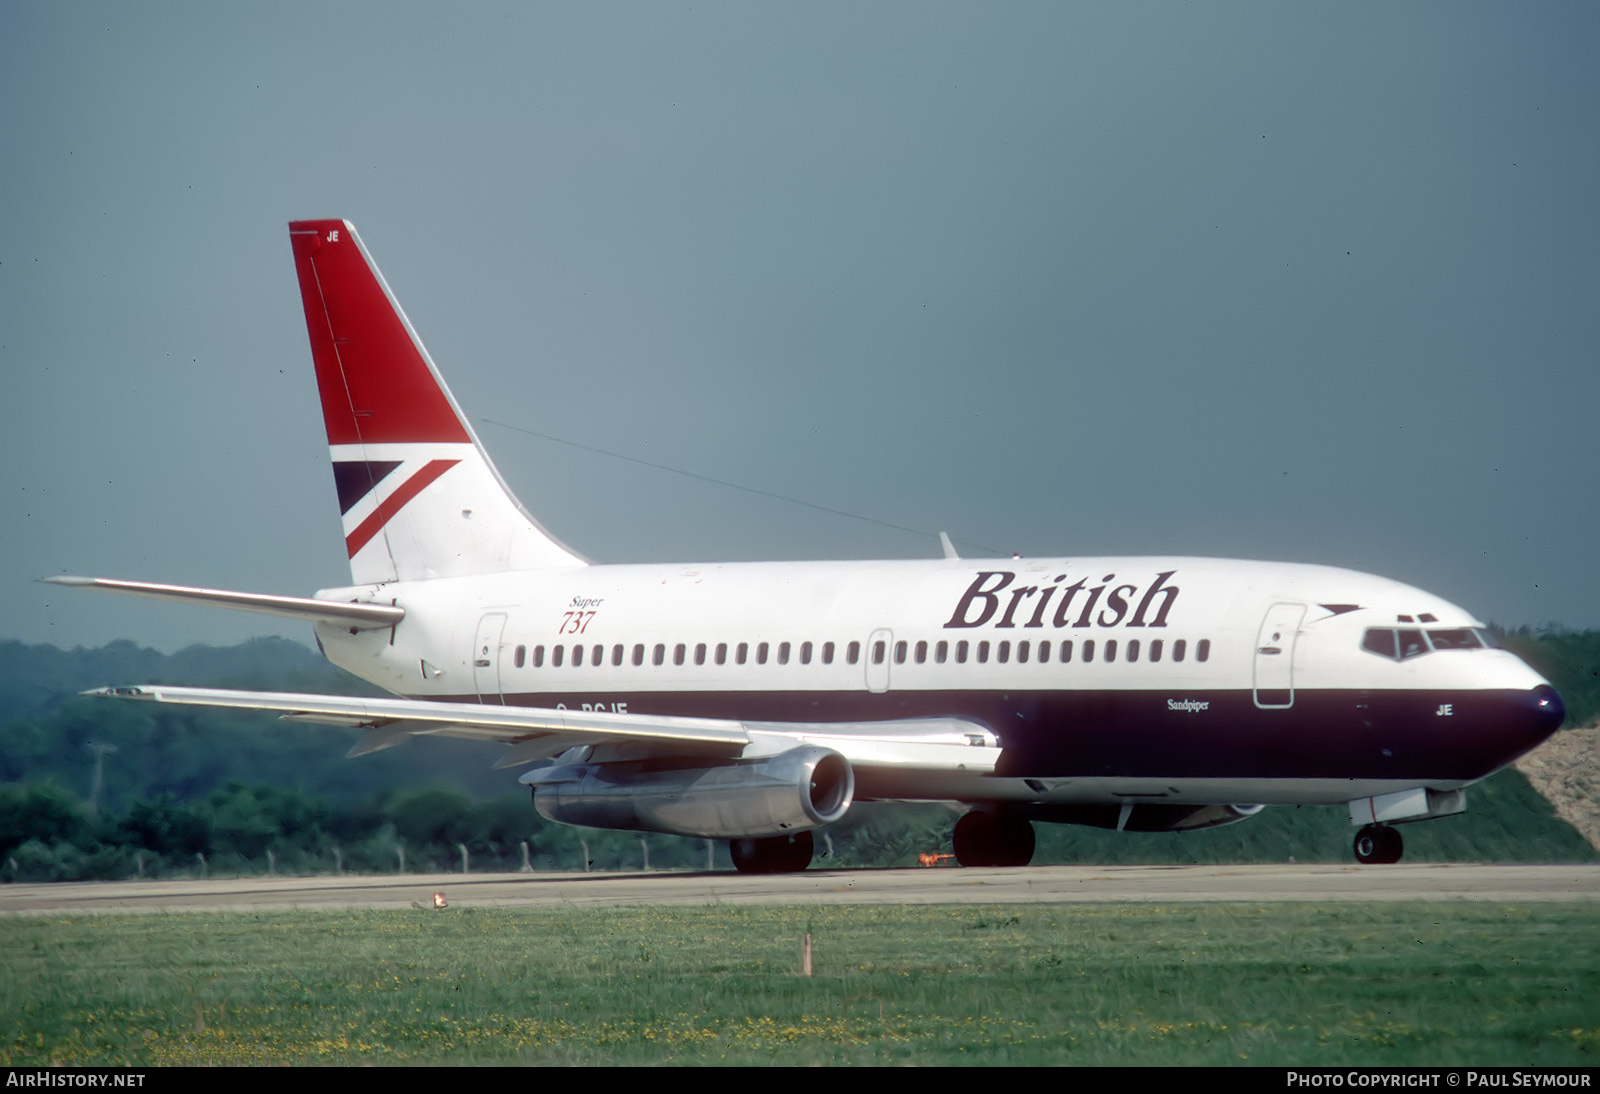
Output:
(313, 554), (1555, 808)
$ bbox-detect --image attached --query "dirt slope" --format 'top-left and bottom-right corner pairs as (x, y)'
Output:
(1515, 725), (1600, 851)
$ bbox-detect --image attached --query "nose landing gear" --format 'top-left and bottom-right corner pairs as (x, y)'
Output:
(1353, 823), (1403, 865)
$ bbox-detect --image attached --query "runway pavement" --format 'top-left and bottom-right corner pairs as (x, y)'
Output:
(3, 863), (1597, 915)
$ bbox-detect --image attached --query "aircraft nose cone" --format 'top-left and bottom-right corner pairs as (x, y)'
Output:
(1465, 683), (1567, 778)
(1532, 684), (1566, 733)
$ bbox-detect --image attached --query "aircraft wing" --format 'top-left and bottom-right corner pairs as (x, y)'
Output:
(85, 685), (748, 759)
(82, 685), (1000, 771)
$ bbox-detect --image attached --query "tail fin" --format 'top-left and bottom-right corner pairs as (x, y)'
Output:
(288, 220), (585, 583)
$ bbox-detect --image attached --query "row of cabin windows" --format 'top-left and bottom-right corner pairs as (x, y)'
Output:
(511, 637), (1210, 670)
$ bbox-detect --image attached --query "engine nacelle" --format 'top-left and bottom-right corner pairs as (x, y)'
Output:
(532, 746), (854, 840)
(1030, 802), (1264, 833)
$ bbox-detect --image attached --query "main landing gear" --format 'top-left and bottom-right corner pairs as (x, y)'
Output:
(953, 811), (1036, 867)
(1353, 823), (1403, 865)
(730, 831), (814, 874)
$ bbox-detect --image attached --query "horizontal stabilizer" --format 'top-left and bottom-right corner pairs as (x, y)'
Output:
(43, 576), (404, 630)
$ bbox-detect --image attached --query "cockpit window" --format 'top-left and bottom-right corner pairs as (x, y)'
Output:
(1361, 626), (1488, 661)
(1362, 629), (1397, 659)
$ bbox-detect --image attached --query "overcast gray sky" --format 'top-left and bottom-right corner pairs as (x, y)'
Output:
(4, 2), (1597, 652)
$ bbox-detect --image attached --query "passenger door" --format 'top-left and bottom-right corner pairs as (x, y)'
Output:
(473, 612), (508, 704)
(1253, 603), (1304, 708)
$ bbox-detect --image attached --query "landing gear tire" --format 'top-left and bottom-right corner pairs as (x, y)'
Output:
(1353, 824), (1403, 865)
(953, 811), (1036, 867)
(730, 831), (814, 874)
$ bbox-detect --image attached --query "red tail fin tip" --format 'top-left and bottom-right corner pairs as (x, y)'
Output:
(288, 220), (585, 582)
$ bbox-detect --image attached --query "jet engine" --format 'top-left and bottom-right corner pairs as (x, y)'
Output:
(1029, 802), (1264, 833)
(530, 746), (854, 840)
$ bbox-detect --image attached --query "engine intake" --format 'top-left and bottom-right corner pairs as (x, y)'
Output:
(532, 746), (853, 840)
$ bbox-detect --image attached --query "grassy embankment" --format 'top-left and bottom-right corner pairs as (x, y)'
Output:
(4, 903), (1597, 1066)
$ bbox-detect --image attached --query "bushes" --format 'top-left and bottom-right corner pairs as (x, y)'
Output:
(0, 781), (724, 880)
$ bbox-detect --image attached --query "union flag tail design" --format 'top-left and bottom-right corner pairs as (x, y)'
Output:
(289, 220), (585, 584)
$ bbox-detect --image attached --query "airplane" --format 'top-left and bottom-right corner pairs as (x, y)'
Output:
(50, 218), (1566, 873)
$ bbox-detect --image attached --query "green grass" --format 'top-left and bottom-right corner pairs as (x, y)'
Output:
(3, 904), (1597, 1066)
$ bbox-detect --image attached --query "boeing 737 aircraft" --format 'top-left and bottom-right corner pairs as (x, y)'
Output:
(52, 219), (1566, 872)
